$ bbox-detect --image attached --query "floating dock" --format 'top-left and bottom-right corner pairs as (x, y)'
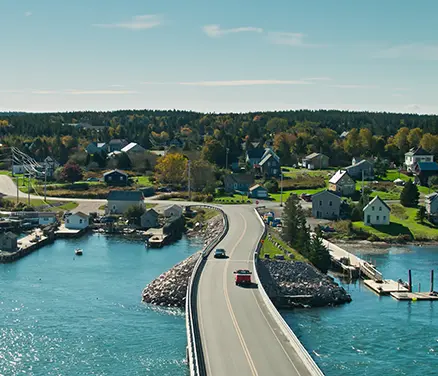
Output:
(364, 279), (409, 295)
(390, 292), (438, 301)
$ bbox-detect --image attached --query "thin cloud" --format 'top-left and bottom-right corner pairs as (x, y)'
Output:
(376, 43), (438, 61)
(93, 15), (161, 30)
(66, 90), (138, 95)
(330, 84), (379, 89)
(25, 11), (32, 17)
(32, 90), (58, 95)
(303, 77), (332, 82)
(266, 32), (324, 47)
(179, 80), (312, 87)
(202, 24), (263, 38)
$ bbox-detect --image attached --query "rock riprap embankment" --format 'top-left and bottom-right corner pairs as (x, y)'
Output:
(143, 210), (225, 308)
(142, 252), (201, 307)
(258, 260), (352, 307)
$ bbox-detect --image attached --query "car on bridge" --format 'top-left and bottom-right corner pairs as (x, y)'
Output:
(234, 269), (252, 286)
(214, 248), (227, 258)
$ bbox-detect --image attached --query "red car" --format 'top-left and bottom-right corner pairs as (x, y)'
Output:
(234, 269), (252, 286)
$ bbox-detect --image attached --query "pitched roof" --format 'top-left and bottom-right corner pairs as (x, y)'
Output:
(259, 153), (278, 166)
(363, 196), (391, 212)
(312, 189), (341, 200)
(225, 173), (254, 185)
(249, 184), (267, 192)
(103, 169), (128, 177)
(107, 190), (144, 201)
(109, 139), (127, 145)
(425, 192), (438, 202)
(142, 208), (158, 217)
(70, 211), (89, 219)
(304, 152), (328, 161)
(261, 148), (280, 163)
(416, 161), (438, 171)
(121, 142), (144, 153)
(340, 131), (350, 138)
(405, 147), (431, 156)
(346, 159), (373, 169)
(246, 148), (265, 159)
(329, 170), (352, 184)
(97, 142), (106, 148)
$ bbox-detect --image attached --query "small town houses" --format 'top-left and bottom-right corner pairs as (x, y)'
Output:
(311, 190), (341, 219)
(425, 192), (438, 224)
(328, 170), (355, 197)
(363, 196), (391, 226)
(106, 190), (145, 214)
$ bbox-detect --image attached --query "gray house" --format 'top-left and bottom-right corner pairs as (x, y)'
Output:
(425, 192), (438, 224)
(302, 153), (329, 170)
(224, 174), (254, 193)
(312, 190), (341, 219)
(259, 151), (281, 178)
(106, 190), (145, 214)
(141, 208), (159, 229)
(245, 148), (265, 167)
(345, 159), (374, 180)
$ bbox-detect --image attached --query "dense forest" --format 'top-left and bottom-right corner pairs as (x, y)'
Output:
(0, 109), (437, 168)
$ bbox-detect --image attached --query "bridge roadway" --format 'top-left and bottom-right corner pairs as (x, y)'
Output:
(197, 205), (317, 376)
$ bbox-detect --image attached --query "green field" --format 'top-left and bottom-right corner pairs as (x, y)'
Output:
(259, 230), (308, 261)
(269, 188), (325, 202)
(353, 204), (438, 241)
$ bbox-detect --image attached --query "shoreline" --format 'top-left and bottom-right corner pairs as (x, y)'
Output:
(330, 238), (438, 255)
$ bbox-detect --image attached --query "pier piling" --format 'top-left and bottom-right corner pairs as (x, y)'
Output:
(431, 270), (434, 293)
(408, 270), (412, 292)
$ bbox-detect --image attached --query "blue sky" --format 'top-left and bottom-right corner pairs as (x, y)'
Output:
(2, 0), (438, 114)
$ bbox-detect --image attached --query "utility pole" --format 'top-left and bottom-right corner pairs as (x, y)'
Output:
(187, 160), (191, 201)
(280, 172), (284, 207)
(16, 176), (19, 203)
(27, 173), (31, 206)
(44, 166), (47, 202)
(226, 148), (229, 170)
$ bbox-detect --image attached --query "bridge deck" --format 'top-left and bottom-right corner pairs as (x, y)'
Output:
(197, 206), (319, 376)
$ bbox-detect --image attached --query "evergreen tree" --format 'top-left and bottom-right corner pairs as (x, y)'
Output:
(400, 180), (419, 207)
(309, 228), (331, 273)
(415, 206), (426, 224)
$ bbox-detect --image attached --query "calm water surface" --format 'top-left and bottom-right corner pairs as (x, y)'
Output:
(0, 234), (200, 376)
(283, 245), (438, 376)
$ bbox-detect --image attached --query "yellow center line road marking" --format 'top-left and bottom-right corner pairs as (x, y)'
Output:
(223, 213), (259, 376)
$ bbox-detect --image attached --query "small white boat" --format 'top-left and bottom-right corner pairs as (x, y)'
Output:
(75, 249), (83, 256)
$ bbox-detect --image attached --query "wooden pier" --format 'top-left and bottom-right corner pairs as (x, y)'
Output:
(364, 279), (409, 295)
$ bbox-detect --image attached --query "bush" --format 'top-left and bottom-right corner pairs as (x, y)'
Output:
(265, 180), (279, 193)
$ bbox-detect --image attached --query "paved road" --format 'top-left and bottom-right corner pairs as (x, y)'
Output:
(197, 205), (317, 376)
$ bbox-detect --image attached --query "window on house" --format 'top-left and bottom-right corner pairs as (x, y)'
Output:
(273, 169), (277, 174)
(108, 176), (112, 181)
(120, 176), (123, 181)
(376, 216), (380, 221)
(329, 201), (332, 206)
(66, 219), (69, 223)
(383, 216), (386, 220)
(379, 206), (382, 211)
(372, 206), (375, 211)
(79, 219), (83, 224)
(319, 200), (322, 206)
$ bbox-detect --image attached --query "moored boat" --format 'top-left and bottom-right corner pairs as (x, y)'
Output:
(75, 248), (83, 256)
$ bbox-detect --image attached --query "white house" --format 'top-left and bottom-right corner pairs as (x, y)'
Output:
(363, 196), (391, 226)
(405, 147), (434, 172)
(38, 213), (57, 226)
(106, 190), (145, 214)
(65, 211), (90, 230)
(156, 204), (183, 219)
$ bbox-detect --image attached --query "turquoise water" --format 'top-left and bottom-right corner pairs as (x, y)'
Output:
(283, 246), (438, 376)
(0, 234), (200, 376)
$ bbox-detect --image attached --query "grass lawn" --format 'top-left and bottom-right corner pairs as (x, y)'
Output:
(4, 198), (78, 211)
(270, 188), (325, 202)
(134, 176), (153, 186)
(259, 230), (308, 262)
(56, 201), (79, 211)
(353, 204), (438, 241)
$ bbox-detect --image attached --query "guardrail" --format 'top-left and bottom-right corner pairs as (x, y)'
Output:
(185, 205), (229, 376)
(252, 208), (325, 376)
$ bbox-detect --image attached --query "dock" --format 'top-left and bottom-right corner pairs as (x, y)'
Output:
(391, 292), (438, 301)
(145, 228), (170, 248)
(364, 279), (409, 295)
